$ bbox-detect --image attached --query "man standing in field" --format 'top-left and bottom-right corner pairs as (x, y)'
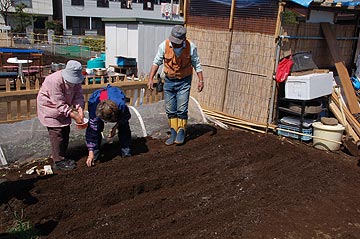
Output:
(148, 25), (205, 145)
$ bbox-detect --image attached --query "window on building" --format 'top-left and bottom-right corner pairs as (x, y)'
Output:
(91, 17), (105, 36)
(13, 0), (32, 8)
(143, 0), (154, 10)
(97, 0), (109, 7)
(67, 16), (89, 35)
(120, 0), (132, 9)
(71, 0), (84, 6)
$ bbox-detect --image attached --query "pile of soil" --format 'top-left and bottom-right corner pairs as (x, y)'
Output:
(1, 125), (360, 238)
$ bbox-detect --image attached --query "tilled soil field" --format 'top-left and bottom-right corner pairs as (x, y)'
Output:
(1, 125), (360, 239)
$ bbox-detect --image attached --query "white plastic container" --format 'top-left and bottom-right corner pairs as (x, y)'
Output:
(285, 72), (334, 100)
(85, 68), (94, 75)
(312, 122), (345, 151)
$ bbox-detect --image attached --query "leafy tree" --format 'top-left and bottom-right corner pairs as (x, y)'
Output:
(45, 20), (63, 35)
(13, 2), (31, 33)
(82, 37), (105, 52)
(0, 0), (14, 26)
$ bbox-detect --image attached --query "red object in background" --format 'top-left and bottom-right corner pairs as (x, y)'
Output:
(276, 56), (294, 83)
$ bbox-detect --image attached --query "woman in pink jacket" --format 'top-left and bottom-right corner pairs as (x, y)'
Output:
(37, 60), (85, 170)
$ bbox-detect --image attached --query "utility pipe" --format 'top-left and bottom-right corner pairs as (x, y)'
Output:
(170, 0), (174, 20)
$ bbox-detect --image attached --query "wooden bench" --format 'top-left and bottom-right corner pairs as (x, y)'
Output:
(0, 71), (19, 89)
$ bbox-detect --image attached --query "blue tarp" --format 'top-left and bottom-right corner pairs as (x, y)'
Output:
(334, 0), (360, 6)
(210, 0), (271, 8)
(289, 0), (360, 7)
(0, 48), (43, 54)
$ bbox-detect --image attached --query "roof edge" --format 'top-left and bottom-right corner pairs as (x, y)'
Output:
(102, 17), (184, 25)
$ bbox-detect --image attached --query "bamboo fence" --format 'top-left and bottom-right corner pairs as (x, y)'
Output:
(281, 22), (356, 68)
(188, 25), (275, 125)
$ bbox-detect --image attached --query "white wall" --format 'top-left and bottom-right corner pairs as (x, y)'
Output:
(105, 23), (139, 67)
(105, 23), (117, 66)
(26, 0), (53, 15)
(138, 24), (173, 74)
(4, 0), (53, 15)
(105, 22), (177, 75)
(128, 24), (139, 58)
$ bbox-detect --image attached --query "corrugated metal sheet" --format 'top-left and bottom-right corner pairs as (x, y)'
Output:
(138, 24), (174, 74)
(289, 0), (360, 7)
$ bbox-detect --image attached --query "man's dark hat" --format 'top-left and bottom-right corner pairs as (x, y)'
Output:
(169, 25), (186, 45)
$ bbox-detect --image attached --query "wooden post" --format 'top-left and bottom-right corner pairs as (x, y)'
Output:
(220, 0), (236, 112)
(35, 79), (39, 90)
(16, 100), (21, 119)
(228, 0), (236, 30)
(274, 2), (285, 41)
(5, 79), (10, 92)
(267, 1), (285, 129)
(7, 101), (11, 120)
(26, 99), (30, 119)
(183, 0), (187, 25)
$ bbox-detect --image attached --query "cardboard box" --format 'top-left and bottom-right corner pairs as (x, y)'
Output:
(285, 72), (333, 100)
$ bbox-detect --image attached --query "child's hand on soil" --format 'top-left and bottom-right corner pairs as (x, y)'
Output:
(86, 151), (95, 167)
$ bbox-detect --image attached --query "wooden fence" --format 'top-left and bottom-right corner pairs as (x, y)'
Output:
(0, 74), (163, 124)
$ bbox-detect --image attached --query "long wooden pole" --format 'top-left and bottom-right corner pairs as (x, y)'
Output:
(228, 0), (236, 30)
(220, 0), (236, 112)
(329, 101), (359, 142)
(267, 2), (285, 127)
(183, 0), (187, 25)
(331, 91), (360, 136)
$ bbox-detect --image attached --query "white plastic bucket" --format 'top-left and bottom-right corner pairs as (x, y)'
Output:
(312, 122), (345, 151)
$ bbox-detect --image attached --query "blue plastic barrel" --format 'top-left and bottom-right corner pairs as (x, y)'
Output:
(100, 52), (106, 61)
(87, 58), (105, 69)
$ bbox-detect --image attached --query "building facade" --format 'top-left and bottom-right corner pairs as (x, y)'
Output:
(59, 0), (182, 35)
(0, 0), (53, 32)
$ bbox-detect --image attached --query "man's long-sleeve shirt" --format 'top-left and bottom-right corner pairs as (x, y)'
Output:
(152, 40), (203, 73)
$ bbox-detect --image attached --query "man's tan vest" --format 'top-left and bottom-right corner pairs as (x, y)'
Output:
(163, 39), (193, 79)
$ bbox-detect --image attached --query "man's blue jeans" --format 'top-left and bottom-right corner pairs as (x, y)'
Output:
(164, 75), (192, 120)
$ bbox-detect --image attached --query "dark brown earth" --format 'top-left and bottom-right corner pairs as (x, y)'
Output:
(1, 124), (360, 239)
(42, 53), (88, 67)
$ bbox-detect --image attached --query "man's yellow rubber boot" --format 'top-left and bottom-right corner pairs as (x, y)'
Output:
(175, 119), (187, 144)
(165, 118), (178, 145)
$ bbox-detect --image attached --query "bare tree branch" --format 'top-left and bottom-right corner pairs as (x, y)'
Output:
(0, 0), (14, 25)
